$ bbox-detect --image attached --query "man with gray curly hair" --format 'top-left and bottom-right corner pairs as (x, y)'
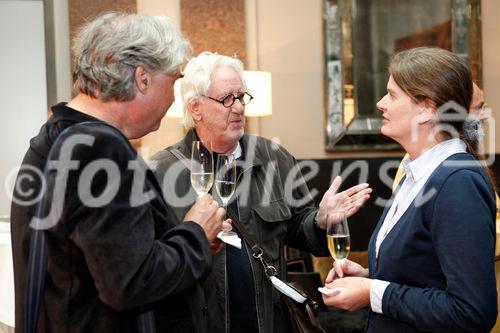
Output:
(11, 12), (224, 333)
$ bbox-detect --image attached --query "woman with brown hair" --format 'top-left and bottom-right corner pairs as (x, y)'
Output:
(322, 47), (497, 332)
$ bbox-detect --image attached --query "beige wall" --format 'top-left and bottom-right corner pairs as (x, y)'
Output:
(139, 0), (500, 160)
(255, 0), (326, 159)
(482, 0), (500, 155)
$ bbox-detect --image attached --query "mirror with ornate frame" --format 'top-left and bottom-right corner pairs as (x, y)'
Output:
(324, 0), (482, 151)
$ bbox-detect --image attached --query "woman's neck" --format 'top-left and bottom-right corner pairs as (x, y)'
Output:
(400, 131), (441, 161)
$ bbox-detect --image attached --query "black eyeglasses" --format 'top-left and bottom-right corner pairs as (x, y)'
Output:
(203, 92), (253, 108)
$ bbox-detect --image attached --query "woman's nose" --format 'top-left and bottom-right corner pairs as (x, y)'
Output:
(377, 95), (388, 113)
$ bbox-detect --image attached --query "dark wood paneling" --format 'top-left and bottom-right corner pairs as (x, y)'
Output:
(180, 0), (246, 65)
(68, 0), (136, 41)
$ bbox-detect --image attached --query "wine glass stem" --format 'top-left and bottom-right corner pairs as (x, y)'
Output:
(222, 201), (229, 235)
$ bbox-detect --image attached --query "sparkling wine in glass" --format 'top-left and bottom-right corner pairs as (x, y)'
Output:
(215, 154), (236, 236)
(190, 141), (214, 197)
(326, 211), (350, 261)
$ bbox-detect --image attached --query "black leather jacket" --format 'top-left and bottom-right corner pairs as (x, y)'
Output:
(150, 129), (328, 333)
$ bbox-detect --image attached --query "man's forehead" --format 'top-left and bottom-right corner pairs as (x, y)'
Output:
(209, 68), (243, 93)
(211, 67), (240, 81)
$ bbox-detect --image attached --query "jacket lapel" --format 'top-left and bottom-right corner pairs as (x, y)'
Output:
(368, 176), (406, 276)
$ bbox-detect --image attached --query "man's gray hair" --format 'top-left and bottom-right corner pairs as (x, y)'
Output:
(181, 52), (246, 128)
(72, 12), (191, 101)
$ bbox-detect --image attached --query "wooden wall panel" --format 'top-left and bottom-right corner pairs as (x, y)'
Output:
(68, 0), (137, 41)
(181, 0), (246, 64)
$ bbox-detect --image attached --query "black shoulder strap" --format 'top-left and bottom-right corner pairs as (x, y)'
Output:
(225, 204), (278, 277)
(24, 121), (155, 333)
(25, 226), (47, 333)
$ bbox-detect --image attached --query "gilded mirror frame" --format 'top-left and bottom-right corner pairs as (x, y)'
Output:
(324, 0), (482, 151)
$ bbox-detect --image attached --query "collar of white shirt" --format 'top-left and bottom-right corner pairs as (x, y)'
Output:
(231, 142), (242, 160)
(402, 138), (467, 182)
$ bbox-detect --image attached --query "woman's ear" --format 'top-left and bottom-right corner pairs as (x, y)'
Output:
(416, 100), (437, 124)
(189, 99), (202, 122)
(135, 66), (151, 94)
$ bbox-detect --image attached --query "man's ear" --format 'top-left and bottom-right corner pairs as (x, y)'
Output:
(135, 66), (151, 94)
(416, 100), (437, 124)
(190, 99), (202, 122)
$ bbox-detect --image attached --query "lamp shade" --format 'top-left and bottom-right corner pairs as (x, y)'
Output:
(165, 79), (184, 118)
(243, 70), (272, 117)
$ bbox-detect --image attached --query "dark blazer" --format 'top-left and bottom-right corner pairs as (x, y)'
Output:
(10, 103), (212, 332)
(366, 153), (497, 332)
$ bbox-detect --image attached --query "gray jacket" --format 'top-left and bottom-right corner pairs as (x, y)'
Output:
(149, 129), (328, 333)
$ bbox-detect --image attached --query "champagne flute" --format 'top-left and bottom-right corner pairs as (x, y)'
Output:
(326, 211), (350, 263)
(215, 154), (237, 236)
(190, 141), (214, 197)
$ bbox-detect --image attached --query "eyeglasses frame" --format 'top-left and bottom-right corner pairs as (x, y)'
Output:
(202, 92), (254, 108)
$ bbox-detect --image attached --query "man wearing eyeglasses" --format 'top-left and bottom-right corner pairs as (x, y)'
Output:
(150, 52), (372, 333)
